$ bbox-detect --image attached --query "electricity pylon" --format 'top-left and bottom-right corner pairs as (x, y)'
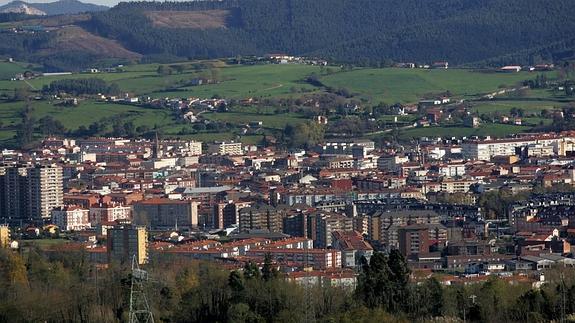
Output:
(129, 256), (154, 323)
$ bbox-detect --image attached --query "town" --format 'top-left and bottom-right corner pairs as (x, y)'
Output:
(3, 129), (575, 284)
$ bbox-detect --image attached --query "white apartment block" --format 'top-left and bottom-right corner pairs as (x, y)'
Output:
(89, 205), (132, 225)
(208, 141), (243, 155)
(27, 165), (64, 219)
(51, 206), (91, 231)
(462, 134), (575, 161)
(439, 163), (466, 178)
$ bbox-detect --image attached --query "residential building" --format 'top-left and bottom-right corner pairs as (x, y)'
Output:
(0, 224), (9, 248)
(315, 213), (354, 248)
(331, 230), (373, 267)
(368, 210), (445, 250)
(238, 204), (284, 232)
(133, 198), (199, 230)
(0, 164), (63, 221)
(107, 225), (148, 265)
(208, 141), (243, 155)
(398, 225), (430, 257)
(246, 248), (342, 269)
(89, 204), (132, 225)
(51, 206), (91, 231)
(213, 201), (252, 229)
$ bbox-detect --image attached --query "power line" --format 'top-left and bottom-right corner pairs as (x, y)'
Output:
(129, 255), (154, 323)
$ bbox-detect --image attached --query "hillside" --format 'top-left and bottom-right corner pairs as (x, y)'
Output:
(0, 61), (566, 148)
(2, 0), (575, 69)
(0, 1), (45, 15)
(84, 0), (575, 66)
(0, 0), (107, 16)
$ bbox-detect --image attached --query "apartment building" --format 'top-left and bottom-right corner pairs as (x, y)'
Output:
(315, 213), (354, 248)
(51, 206), (91, 231)
(0, 224), (10, 248)
(331, 230), (373, 267)
(238, 204), (285, 232)
(213, 201), (252, 229)
(246, 248), (342, 269)
(461, 134), (575, 161)
(0, 164), (63, 221)
(208, 141), (243, 155)
(89, 204), (132, 225)
(368, 210), (446, 250)
(133, 198), (199, 230)
(398, 225), (430, 257)
(107, 225), (148, 265)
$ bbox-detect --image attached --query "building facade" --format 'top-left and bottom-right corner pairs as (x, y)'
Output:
(51, 206), (91, 231)
(107, 225), (148, 265)
(0, 164), (63, 221)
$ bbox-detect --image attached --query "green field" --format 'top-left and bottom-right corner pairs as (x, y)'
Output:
(0, 99), (178, 131)
(0, 60), (571, 147)
(148, 64), (322, 99)
(0, 61), (30, 80)
(320, 68), (555, 104)
(469, 100), (563, 114)
(203, 111), (306, 130)
(398, 123), (530, 139)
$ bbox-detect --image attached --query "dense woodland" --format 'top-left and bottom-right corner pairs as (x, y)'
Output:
(43, 78), (120, 96)
(85, 0), (575, 67)
(2, 246), (575, 322)
(2, 0), (575, 69)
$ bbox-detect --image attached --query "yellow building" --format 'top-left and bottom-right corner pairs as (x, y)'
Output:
(107, 225), (148, 265)
(0, 225), (10, 248)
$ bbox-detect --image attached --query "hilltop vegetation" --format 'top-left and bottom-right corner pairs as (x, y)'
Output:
(86, 0), (575, 66)
(1, 0), (575, 69)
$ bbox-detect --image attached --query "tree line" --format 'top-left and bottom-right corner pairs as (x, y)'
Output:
(43, 78), (121, 96)
(3, 246), (575, 322)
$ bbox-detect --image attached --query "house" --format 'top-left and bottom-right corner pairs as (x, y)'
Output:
(432, 62), (449, 69)
(396, 62), (416, 68)
(427, 108), (443, 123)
(420, 99), (442, 107)
(500, 66), (522, 72)
(315, 116), (328, 125)
(464, 116), (481, 128)
(390, 105), (406, 115)
(183, 111), (198, 123)
(534, 64), (554, 71)
(249, 121), (263, 128)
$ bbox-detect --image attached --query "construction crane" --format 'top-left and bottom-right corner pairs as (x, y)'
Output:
(129, 256), (155, 323)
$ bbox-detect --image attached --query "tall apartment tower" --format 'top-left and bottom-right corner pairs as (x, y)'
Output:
(107, 225), (148, 265)
(26, 165), (64, 219)
(1, 165), (28, 220)
(0, 164), (63, 222)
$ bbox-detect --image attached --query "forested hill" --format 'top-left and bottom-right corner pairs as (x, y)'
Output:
(84, 0), (575, 66)
(3, 0), (575, 69)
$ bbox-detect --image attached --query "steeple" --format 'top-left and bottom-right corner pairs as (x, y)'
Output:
(152, 131), (162, 159)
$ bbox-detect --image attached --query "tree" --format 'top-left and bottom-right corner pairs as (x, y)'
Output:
(16, 103), (35, 148)
(261, 253), (278, 281)
(0, 249), (28, 288)
(38, 116), (66, 136)
(387, 249), (410, 312)
(243, 262), (261, 280)
(356, 252), (392, 309)
(13, 86), (30, 101)
(157, 65), (173, 76)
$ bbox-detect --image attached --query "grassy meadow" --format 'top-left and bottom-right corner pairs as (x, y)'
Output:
(0, 59), (570, 146)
